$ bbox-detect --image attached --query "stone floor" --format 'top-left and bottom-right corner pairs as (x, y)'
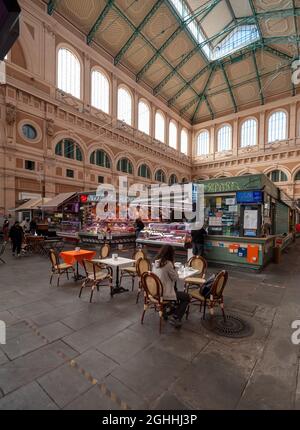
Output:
(0, 241), (300, 410)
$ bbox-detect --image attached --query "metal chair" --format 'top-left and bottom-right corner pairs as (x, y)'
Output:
(135, 257), (151, 304)
(0, 242), (7, 263)
(140, 271), (175, 334)
(119, 249), (146, 291)
(184, 255), (207, 293)
(49, 248), (74, 287)
(187, 270), (228, 321)
(79, 259), (113, 303)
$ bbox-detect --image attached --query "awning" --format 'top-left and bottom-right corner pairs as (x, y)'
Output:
(40, 192), (77, 210)
(13, 198), (51, 212)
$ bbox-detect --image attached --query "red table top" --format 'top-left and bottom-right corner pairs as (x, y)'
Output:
(60, 250), (96, 266)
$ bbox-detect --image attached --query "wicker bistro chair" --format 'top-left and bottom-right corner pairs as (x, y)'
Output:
(141, 271), (177, 334)
(49, 248), (75, 287)
(99, 243), (110, 259)
(79, 259), (113, 303)
(119, 249), (146, 291)
(135, 257), (151, 304)
(187, 270), (228, 321)
(184, 256), (208, 293)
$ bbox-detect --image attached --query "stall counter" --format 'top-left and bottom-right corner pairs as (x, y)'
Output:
(190, 235), (276, 271)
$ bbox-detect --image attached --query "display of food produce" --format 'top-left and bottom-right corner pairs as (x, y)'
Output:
(137, 223), (192, 248)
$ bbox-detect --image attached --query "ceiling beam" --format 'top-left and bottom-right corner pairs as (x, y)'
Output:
(221, 63), (237, 113)
(292, 0), (300, 57)
(248, 0), (263, 40)
(182, 66), (216, 117)
(263, 45), (293, 61)
(87, 0), (115, 45)
(205, 96), (215, 120)
(136, 0), (222, 82)
(47, 0), (59, 15)
(262, 35), (300, 44)
(154, 15), (256, 95)
(225, 0), (237, 23)
(114, 0), (164, 66)
(168, 41), (266, 107)
(252, 50), (264, 105)
(112, 3), (203, 104)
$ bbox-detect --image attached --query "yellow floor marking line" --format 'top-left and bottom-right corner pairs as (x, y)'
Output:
(24, 320), (130, 410)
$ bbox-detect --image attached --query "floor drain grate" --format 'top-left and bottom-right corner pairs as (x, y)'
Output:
(201, 314), (254, 338)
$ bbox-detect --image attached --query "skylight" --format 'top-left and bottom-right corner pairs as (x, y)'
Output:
(169, 0), (260, 61)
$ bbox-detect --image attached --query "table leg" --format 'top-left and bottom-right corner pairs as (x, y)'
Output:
(73, 261), (85, 281)
(111, 265), (129, 296)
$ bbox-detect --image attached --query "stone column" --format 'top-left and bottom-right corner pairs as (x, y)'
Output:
(290, 102), (297, 140)
(43, 24), (56, 97)
(83, 53), (90, 107)
(233, 119), (238, 156)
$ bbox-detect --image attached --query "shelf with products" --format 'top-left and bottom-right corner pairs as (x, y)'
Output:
(56, 220), (81, 239)
(205, 195), (240, 237)
(137, 223), (192, 249)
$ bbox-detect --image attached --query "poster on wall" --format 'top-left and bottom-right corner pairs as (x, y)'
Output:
(244, 210), (258, 230)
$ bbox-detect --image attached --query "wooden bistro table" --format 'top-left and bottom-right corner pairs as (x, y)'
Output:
(60, 249), (96, 281)
(92, 256), (136, 296)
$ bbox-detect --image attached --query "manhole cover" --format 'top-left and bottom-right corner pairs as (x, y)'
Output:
(201, 314), (254, 338)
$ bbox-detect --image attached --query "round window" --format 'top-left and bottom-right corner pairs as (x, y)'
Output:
(22, 124), (37, 140)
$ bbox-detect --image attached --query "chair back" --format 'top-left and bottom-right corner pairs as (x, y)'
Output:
(141, 272), (164, 303)
(187, 255), (207, 277)
(99, 243), (110, 259)
(0, 242), (6, 256)
(133, 249), (145, 261)
(136, 257), (151, 277)
(82, 259), (102, 279)
(49, 248), (59, 269)
(211, 270), (228, 298)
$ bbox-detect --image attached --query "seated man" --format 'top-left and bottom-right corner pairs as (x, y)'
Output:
(153, 245), (190, 328)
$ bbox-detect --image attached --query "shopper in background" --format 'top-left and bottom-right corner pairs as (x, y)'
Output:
(9, 221), (24, 257)
(29, 218), (37, 235)
(135, 217), (145, 238)
(153, 245), (190, 328)
(20, 218), (30, 233)
(191, 222), (207, 257)
(2, 220), (9, 242)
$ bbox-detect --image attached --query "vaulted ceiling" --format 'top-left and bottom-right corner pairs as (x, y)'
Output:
(45, 0), (300, 124)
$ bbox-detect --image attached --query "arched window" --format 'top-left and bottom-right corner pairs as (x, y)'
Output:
(181, 129), (188, 154)
(57, 47), (81, 99)
(268, 111), (287, 143)
(182, 177), (188, 183)
(90, 150), (111, 168)
(267, 170), (288, 182)
(138, 100), (150, 135)
(241, 119), (257, 147)
(196, 130), (209, 155)
(169, 174), (178, 185)
(117, 87), (132, 125)
(155, 111), (165, 143)
(155, 169), (166, 183)
(169, 121), (177, 149)
(55, 139), (83, 162)
(117, 158), (133, 174)
(217, 125), (232, 152)
(295, 170), (300, 181)
(91, 69), (110, 114)
(138, 164), (151, 179)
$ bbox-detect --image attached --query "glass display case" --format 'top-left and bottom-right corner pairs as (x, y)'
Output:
(79, 220), (136, 246)
(137, 223), (192, 248)
(56, 221), (81, 239)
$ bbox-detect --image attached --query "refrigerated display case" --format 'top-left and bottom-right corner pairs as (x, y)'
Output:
(79, 220), (136, 247)
(137, 223), (192, 249)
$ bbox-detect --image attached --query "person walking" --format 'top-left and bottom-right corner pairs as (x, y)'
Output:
(29, 218), (37, 235)
(153, 245), (190, 328)
(9, 221), (24, 257)
(135, 217), (145, 239)
(191, 223), (207, 257)
(2, 220), (9, 242)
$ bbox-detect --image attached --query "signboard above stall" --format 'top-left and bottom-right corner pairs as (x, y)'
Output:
(236, 191), (263, 204)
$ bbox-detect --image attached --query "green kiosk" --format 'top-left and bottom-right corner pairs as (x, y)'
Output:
(195, 174), (294, 270)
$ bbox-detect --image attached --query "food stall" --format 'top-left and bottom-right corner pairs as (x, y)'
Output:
(13, 197), (52, 235)
(196, 174), (294, 270)
(78, 193), (136, 249)
(40, 192), (81, 242)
